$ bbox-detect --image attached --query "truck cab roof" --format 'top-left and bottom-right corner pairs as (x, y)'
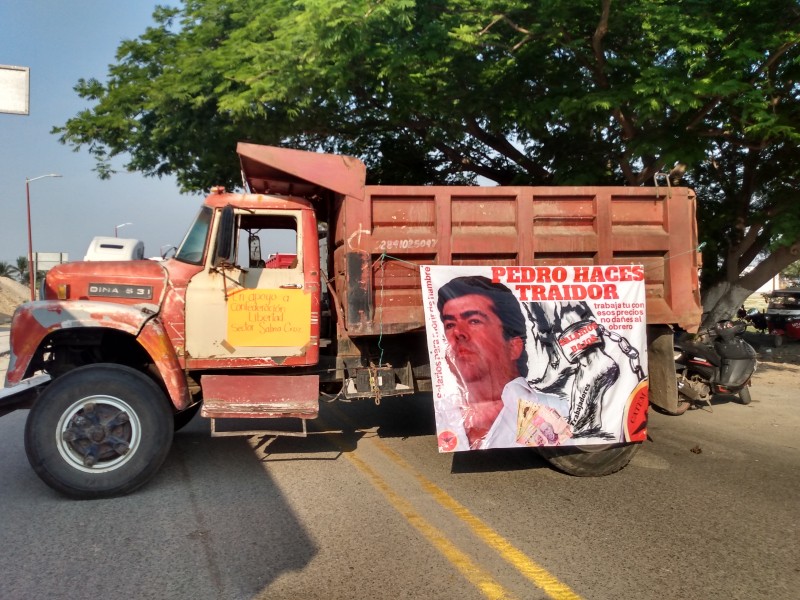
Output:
(84, 237), (145, 262)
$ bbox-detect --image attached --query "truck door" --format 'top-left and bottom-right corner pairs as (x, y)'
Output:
(184, 207), (316, 365)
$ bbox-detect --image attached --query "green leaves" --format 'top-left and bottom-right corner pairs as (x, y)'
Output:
(55, 0), (800, 186)
(55, 0), (800, 300)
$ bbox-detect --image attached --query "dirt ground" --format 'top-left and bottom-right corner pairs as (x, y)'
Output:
(0, 277), (28, 324)
(747, 357), (800, 409)
(739, 331), (800, 394)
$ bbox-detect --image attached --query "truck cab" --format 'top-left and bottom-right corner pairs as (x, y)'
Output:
(84, 236), (145, 262)
(0, 177), (333, 497)
(179, 190), (322, 369)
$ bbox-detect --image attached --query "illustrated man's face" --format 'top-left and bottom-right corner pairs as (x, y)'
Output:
(441, 294), (523, 385)
(539, 421), (557, 443)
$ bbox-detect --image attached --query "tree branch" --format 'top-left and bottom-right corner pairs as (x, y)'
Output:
(685, 97), (724, 132)
(686, 34), (800, 132)
(464, 118), (551, 182)
(590, 4), (638, 148)
(696, 130), (769, 150)
(637, 159), (667, 186)
(479, 14), (533, 52)
(739, 239), (800, 291)
(591, 0), (612, 87)
(757, 38), (800, 77)
(737, 148), (761, 220)
(737, 223), (769, 273)
(431, 140), (517, 184)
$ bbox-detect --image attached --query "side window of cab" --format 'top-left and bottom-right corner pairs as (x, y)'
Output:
(236, 213), (299, 270)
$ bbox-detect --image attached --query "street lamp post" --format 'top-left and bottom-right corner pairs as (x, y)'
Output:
(115, 222), (132, 237)
(26, 173), (62, 301)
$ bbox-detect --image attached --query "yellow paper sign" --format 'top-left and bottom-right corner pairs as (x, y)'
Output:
(226, 288), (311, 347)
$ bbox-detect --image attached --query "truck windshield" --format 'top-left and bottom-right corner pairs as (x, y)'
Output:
(175, 206), (212, 265)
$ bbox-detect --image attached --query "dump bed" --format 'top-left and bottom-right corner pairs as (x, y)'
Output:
(237, 143), (702, 338)
(334, 186), (701, 336)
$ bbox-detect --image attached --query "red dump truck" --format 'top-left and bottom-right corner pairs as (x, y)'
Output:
(0, 143), (701, 498)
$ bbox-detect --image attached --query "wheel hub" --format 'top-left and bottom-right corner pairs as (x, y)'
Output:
(59, 399), (136, 469)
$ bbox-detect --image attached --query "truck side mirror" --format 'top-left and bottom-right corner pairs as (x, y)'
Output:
(248, 233), (263, 267)
(317, 221), (328, 240)
(214, 205), (235, 267)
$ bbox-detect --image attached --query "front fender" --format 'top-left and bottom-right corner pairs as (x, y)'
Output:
(137, 318), (191, 410)
(5, 300), (191, 412)
(5, 300), (154, 385)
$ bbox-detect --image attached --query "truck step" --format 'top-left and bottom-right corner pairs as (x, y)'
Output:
(200, 374), (319, 420)
(209, 417), (309, 438)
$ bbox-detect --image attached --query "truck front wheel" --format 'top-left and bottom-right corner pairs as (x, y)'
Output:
(539, 443), (640, 477)
(24, 364), (174, 499)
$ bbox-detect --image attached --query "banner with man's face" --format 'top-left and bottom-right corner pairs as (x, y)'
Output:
(420, 265), (649, 452)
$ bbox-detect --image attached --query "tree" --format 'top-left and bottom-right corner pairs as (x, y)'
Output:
(55, 0), (800, 324)
(0, 261), (14, 279)
(12, 256), (29, 286)
(783, 259), (800, 286)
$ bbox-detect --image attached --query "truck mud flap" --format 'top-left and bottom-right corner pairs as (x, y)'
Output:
(647, 325), (678, 412)
(346, 251), (372, 329)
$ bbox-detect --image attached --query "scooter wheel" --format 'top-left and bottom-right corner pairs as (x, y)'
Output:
(738, 386), (752, 405)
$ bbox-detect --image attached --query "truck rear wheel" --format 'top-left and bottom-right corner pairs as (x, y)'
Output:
(24, 364), (174, 499)
(539, 443), (640, 477)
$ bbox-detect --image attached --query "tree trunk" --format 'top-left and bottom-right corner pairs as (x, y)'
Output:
(700, 280), (754, 327)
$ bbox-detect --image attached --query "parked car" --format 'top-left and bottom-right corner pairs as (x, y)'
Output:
(764, 288), (800, 345)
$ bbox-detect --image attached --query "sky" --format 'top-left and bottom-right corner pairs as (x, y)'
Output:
(0, 1), (200, 265)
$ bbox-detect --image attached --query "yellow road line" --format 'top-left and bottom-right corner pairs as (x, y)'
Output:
(253, 406), (580, 599)
(250, 430), (517, 600)
(344, 449), (518, 600)
(372, 439), (582, 600)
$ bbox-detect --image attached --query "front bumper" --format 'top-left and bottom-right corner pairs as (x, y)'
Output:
(0, 374), (51, 417)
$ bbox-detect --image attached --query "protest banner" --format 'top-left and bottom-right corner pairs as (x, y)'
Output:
(421, 265), (649, 452)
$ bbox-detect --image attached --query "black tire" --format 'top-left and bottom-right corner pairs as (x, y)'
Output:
(24, 364), (174, 499)
(539, 442), (641, 477)
(173, 402), (202, 431)
(738, 386), (752, 405)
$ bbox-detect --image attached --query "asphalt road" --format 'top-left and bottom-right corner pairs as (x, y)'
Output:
(0, 355), (798, 600)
